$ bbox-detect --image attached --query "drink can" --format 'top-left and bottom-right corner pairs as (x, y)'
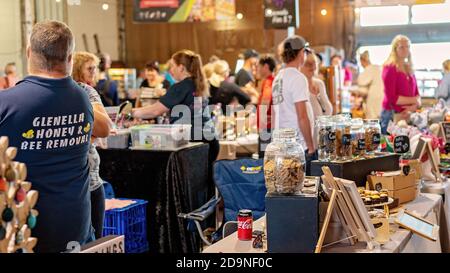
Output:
(237, 209), (253, 241)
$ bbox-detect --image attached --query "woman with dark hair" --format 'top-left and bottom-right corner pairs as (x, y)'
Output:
(140, 60), (171, 90)
(132, 50), (219, 187)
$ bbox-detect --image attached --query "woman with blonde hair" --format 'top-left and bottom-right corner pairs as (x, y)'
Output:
(380, 35), (421, 134)
(436, 59), (450, 106)
(208, 59), (250, 113)
(73, 51), (112, 240)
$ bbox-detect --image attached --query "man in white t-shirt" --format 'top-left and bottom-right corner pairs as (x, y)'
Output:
(272, 35), (316, 170)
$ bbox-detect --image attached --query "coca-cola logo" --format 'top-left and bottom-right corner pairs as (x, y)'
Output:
(238, 219), (253, 230)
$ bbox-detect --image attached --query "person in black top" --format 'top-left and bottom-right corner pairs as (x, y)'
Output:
(132, 50), (219, 183)
(209, 60), (250, 114)
(235, 49), (258, 87)
(234, 49), (260, 103)
(140, 60), (171, 90)
(95, 53), (120, 106)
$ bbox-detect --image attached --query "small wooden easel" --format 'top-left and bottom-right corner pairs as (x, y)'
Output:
(315, 166), (377, 253)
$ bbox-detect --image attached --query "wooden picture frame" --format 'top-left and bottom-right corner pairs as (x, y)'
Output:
(321, 170), (359, 245)
(321, 167), (376, 250)
(337, 178), (377, 239)
(395, 209), (439, 241)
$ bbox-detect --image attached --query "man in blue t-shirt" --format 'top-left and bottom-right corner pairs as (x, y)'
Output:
(0, 21), (94, 253)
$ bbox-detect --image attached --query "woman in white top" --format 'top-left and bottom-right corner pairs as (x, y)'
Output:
(436, 59), (450, 106)
(300, 52), (333, 150)
(272, 35), (316, 159)
(300, 52), (333, 118)
(356, 50), (384, 119)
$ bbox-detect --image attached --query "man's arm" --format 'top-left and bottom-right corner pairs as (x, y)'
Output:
(295, 101), (315, 153)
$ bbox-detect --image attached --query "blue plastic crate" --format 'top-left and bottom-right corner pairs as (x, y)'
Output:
(103, 198), (149, 253)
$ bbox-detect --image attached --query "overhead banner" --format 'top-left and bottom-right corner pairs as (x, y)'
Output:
(134, 0), (235, 23)
(264, 0), (299, 29)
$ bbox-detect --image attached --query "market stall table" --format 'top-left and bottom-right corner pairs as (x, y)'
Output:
(98, 142), (211, 253)
(203, 193), (445, 253)
(217, 134), (259, 160)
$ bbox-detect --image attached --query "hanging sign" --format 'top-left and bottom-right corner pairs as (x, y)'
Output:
(134, 0), (235, 23)
(264, 0), (299, 29)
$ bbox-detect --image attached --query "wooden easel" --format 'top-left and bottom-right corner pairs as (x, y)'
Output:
(0, 137), (38, 253)
(315, 189), (337, 253)
(316, 167), (377, 252)
(413, 137), (442, 182)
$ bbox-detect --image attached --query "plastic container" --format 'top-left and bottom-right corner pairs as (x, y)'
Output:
(130, 124), (191, 150)
(316, 115), (336, 162)
(106, 129), (130, 149)
(351, 118), (365, 157)
(263, 128), (306, 195)
(335, 115), (352, 161)
(364, 119), (381, 154)
(103, 198), (148, 253)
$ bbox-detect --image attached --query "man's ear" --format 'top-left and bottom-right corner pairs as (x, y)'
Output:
(67, 53), (73, 63)
(26, 46), (31, 59)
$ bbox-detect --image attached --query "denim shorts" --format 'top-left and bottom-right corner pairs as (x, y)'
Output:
(380, 109), (394, 135)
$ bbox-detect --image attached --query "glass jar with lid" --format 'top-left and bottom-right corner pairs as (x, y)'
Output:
(263, 128), (306, 195)
(316, 115), (336, 162)
(351, 118), (365, 157)
(364, 119), (382, 154)
(335, 115), (352, 161)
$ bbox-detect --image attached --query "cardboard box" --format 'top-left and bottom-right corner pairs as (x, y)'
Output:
(388, 184), (419, 204)
(367, 171), (418, 204)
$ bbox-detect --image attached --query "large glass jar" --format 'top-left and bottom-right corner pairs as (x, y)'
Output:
(316, 115), (336, 162)
(264, 128), (306, 195)
(351, 118), (365, 157)
(335, 115), (352, 161)
(364, 119), (381, 154)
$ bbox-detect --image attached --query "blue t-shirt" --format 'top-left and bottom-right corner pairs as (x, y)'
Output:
(0, 76), (94, 253)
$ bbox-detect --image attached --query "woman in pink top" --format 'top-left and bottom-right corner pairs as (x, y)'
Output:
(380, 35), (421, 134)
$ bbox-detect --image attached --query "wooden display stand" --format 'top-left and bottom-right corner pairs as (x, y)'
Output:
(316, 167), (377, 253)
(0, 137), (38, 253)
(311, 154), (401, 187)
(412, 137), (442, 183)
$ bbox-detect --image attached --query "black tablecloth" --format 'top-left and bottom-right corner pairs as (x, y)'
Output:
(98, 144), (210, 253)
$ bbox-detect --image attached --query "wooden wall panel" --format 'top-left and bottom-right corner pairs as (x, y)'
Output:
(124, 0), (352, 70)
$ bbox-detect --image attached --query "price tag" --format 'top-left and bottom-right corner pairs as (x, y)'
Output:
(328, 132), (336, 142)
(441, 122), (450, 143)
(342, 134), (351, 146)
(358, 139), (365, 150)
(372, 133), (381, 145)
(445, 143), (450, 154)
(394, 135), (410, 154)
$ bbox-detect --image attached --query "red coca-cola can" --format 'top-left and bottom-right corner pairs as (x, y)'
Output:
(237, 209), (253, 241)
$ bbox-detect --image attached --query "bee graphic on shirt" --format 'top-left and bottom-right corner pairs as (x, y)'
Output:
(22, 129), (35, 139)
(83, 123), (91, 133)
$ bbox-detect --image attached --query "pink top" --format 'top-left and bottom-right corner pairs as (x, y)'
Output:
(382, 64), (419, 112)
